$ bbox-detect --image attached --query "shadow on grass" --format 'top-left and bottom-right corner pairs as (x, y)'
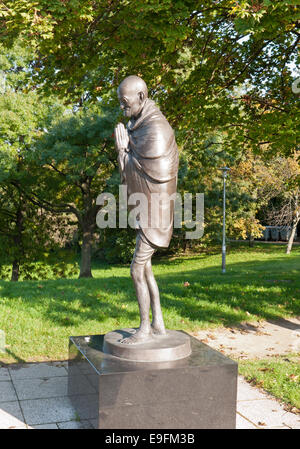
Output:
(0, 251), (299, 331)
(2, 348), (26, 364)
(0, 275), (138, 329)
(265, 317), (300, 331)
(160, 251), (300, 324)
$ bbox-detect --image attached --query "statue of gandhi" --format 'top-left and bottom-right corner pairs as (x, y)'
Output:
(114, 75), (179, 344)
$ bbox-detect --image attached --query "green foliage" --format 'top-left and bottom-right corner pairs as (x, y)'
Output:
(27, 104), (119, 277)
(0, 251), (79, 281)
(0, 1), (298, 157)
(175, 134), (239, 247)
(0, 42), (69, 279)
(99, 228), (136, 264)
(0, 1), (299, 271)
(0, 41), (118, 279)
(33, 106), (117, 189)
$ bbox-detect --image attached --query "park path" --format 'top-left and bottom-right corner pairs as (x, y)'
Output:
(194, 316), (300, 359)
(194, 316), (300, 429)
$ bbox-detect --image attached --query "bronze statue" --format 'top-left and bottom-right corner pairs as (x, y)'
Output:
(114, 75), (179, 344)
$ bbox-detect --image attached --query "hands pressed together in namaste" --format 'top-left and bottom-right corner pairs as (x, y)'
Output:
(114, 122), (129, 153)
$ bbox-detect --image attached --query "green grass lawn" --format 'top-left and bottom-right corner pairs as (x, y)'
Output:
(239, 353), (300, 411)
(0, 242), (299, 364)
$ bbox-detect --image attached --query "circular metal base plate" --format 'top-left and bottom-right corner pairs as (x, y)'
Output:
(103, 328), (191, 362)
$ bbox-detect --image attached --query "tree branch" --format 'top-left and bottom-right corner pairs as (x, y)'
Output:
(10, 180), (82, 225)
(47, 163), (67, 177)
(217, 39), (276, 94)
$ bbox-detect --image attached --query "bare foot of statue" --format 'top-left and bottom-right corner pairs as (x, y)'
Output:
(120, 327), (153, 344)
(151, 320), (166, 336)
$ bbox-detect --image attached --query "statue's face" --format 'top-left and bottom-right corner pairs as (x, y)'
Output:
(117, 86), (144, 118)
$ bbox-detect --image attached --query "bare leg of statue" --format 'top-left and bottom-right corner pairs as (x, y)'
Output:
(120, 262), (152, 344)
(144, 259), (166, 335)
(121, 257), (166, 344)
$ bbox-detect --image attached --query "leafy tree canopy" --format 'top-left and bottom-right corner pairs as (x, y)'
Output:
(0, 1), (299, 156)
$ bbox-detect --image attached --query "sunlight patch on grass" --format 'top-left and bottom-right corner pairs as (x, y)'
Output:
(0, 243), (299, 362)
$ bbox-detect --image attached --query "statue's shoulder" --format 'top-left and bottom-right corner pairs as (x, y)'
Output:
(144, 100), (173, 133)
(129, 99), (174, 143)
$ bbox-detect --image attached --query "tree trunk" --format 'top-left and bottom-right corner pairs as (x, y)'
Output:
(248, 233), (254, 247)
(286, 214), (299, 254)
(78, 186), (97, 278)
(10, 205), (23, 282)
(79, 224), (94, 278)
(11, 259), (20, 282)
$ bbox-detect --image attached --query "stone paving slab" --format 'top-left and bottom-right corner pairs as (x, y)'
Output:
(237, 398), (300, 429)
(0, 381), (18, 402)
(20, 396), (77, 426)
(0, 368), (10, 381)
(13, 376), (68, 401)
(8, 362), (68, 380)
(0, 401), (26, 429)
(33, 423), (59, 429)
(57, 420), (85, 429)
(236, 413), (257, 429)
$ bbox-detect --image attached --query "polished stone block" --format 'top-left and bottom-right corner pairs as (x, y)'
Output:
(68, 332), (237, 429)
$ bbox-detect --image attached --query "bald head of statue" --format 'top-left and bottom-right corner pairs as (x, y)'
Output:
(117, 75), (148, 119)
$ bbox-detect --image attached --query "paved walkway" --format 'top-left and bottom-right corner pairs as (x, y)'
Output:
(0, 317), (299, 429)
(194, 317), (300, 360)
(0, 361), (299, 429)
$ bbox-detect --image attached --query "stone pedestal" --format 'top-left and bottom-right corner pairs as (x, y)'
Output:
(103, 328), (192, 362)
(68, 332), (237, 429)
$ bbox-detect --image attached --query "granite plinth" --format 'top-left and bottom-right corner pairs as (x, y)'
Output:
(68, 332), (238, 429)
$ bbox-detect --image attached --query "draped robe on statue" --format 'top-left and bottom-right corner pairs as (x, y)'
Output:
(120, 98), (179, 249)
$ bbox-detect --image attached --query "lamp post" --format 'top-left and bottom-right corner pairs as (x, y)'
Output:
(219, 167), (230, 273)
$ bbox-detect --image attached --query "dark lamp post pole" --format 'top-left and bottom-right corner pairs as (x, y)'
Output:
(219, 167), (230, 274)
